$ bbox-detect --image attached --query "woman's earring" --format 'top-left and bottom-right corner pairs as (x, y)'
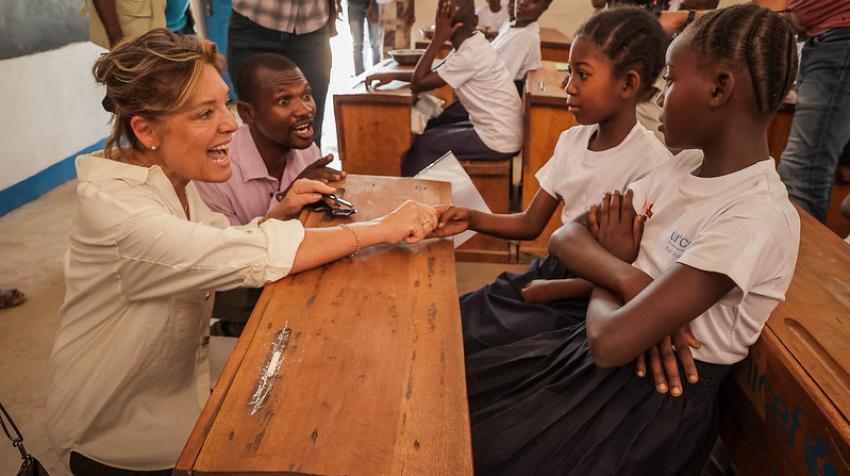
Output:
(151, 145), (158, 151)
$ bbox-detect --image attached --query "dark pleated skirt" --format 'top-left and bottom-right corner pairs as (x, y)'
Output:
(461, 256), (588, 356)
(467, 324), (731, 476)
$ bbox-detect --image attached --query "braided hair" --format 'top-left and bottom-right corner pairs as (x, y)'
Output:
(575, 6), (668, 101)
(685, 4), (798, 115)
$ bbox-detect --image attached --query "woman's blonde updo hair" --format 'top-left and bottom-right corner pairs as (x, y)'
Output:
(93, 28), (225, 158)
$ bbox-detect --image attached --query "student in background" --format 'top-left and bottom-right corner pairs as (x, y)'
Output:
(491, 0), (552, 85)
(349, 0), (382, 76)
(366, 0), (522, 176)
(432, 7), (670, 355)
(476, 0), (509, 38)
(165, 0), (193, 35)
(467, 6), (800, 474)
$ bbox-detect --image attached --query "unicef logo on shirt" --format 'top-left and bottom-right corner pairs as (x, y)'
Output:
(664, 231), (691, 259)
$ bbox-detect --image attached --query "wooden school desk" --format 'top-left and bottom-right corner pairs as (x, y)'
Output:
(520, 60), (576, 257)
(175, 175), (473, 476)
(539, 27), (571, 62)
(333, 60), (512, 262)
(719, 211), (850, 475)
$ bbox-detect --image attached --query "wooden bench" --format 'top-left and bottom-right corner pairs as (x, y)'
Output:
(333, 60), (512, 262)
(718, 211), (850, 475)
(174, 175), (473, 476)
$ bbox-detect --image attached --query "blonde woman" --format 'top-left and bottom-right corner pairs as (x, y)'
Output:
(46, 29), (437, 475)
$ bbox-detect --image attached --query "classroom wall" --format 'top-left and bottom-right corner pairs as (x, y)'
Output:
(0, 42), (112, 215)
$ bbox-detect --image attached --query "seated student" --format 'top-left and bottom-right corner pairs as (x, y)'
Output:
(365, 0), (522, 177)
(491, 0), (552, 84)
(432, 7), (670, 355)
(466, 5), (800, 474)
(476, 0), (509, 38)
(195, 52), (345, 336)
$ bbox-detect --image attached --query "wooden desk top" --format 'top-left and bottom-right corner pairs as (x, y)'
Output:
(540, 27), (570, 49)
(176, 175), (473, 476)
(525, 60), (568, 107)
(334, 59), (417, 103)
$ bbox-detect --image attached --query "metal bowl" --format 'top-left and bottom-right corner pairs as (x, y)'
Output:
(421, 26), (435, 40)
(389, 49), (426, 66)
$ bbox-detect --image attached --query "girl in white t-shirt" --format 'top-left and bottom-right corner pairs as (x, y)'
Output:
(432, 7), (669, 355)
(467, 5), (801, 475)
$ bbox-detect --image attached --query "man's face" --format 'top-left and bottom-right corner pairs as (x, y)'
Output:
(242, 66), (316, 150)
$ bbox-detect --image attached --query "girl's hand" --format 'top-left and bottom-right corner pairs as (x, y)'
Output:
(588, 189), (645, 263)
(433, 0), (462, 42)
(430, 205), (472, 237)
(267, 179), (336, 221)
(521, 279), (555, 304)
(296, 154), (346, 183)
(636, 326), (702, 397)
(374, 199), (438, 244)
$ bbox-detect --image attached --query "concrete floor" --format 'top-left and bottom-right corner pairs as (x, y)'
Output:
(0, 180), (526, 475)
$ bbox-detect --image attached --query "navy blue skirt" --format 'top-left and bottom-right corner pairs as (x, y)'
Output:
(467, 323), (730, 476)
(461, 256), (588, 356)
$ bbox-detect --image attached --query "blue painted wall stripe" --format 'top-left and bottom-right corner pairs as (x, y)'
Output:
(0, 138), (107, 217)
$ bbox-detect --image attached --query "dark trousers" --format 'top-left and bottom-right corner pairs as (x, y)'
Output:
(70, 452), (171, 476)
(227, 10), (332, 147)
(402, 120), (516, 176)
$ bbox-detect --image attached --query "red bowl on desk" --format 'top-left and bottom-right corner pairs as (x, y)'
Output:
(389, 49), (426, 66)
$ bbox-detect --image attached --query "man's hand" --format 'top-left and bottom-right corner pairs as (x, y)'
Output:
(636, 326), (701, 397)
(297, 154), (346, 183)
(433, 0), (463, 43)
(430, 205), (473, 237)
(404, 0), (416, 26)
(588, 189), (645, 263)
(267, 179), (336, 221)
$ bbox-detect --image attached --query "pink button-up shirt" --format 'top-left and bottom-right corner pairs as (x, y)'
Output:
(196, 124), (320, 225)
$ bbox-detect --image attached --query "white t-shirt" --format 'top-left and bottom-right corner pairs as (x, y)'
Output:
(476, 2), (509, 33)
(435, 32), (523, 154)
(535, 122), (670, 224)
(629, 150), (801, 365)
(492, 21), (542, 81)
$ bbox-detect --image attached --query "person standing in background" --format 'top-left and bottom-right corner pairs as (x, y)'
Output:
(88, 0), (167, 49)
(165, 0), (194, 34)
(349, 0), (382, 75)
(380, 0), (415, 55)
(227, 0), (339, 147)
(777, 0), (850, 222)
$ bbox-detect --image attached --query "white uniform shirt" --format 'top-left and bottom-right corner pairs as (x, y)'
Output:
(476, 2), (509, 33)
(630, 150), (800, 365)
(535, 122), (670, 224)
(46, 152), (305, 470)
(492, 21), (542, 81)
(435, 32), (523, 154)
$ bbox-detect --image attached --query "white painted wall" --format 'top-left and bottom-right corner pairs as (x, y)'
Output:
(0, 42), (112, 190)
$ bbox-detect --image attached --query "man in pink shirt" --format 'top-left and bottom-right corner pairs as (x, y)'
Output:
(197, 52), (344, 226)
(197, 52), (344, 336)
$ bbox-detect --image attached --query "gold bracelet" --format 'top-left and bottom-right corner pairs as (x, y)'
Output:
(339, 224), (361, 256)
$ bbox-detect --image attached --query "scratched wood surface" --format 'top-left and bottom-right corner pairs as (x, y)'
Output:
(540, 27), (570, 63)
(720, 211), (850, 475)
(520, 61), (576, 257)
(175, 175), (473, 476)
